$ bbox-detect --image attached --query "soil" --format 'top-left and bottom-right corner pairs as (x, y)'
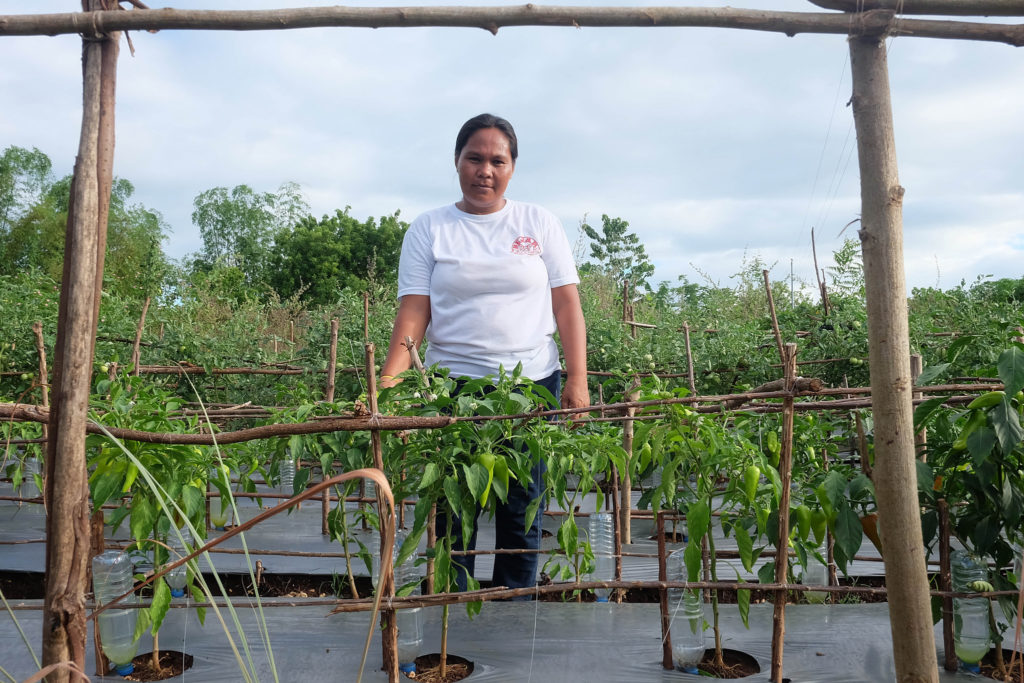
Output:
(698, 648), (762, 679)
(978, 648), (1024, 682)
(404, 653), (474, 682)
(121, 650), (194, 681)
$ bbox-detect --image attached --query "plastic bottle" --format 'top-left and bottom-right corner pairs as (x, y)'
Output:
(279, 452), (296, 495)
(394, 532), (423, 674)
(950, 549), (991, 671)
(588, 512), (615, 602)
(802, 555), (828, 604)
(92, 550), (139, 676)
(165, 527), (191, 598)
(19, 457), (41, 499)
(667, 548), (705, 674)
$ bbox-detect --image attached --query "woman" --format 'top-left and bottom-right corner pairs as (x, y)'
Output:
(379, 113), (589, 592)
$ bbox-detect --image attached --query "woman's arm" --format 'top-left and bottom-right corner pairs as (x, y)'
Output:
(379, 294), (431, 388)
(551, 284), (590, 410)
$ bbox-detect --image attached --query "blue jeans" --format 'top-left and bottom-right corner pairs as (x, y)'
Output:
(436, 369), (559, 596)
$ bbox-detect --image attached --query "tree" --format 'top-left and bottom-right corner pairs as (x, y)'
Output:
(191, 183), (309, 287)
(0, 145), (52, 237)
(268, 207), (407, 305)
(581, 214), (656, 294)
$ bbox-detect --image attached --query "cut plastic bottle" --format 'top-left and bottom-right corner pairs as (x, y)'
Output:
(667, 548), (705, 674)
(802, 555), (828, 604)
(950, 549), (991, 672)
(165, 527), (191, 598)
(92, 550), (139, 676)
(394, 531), (423, 674)
(279, 452), (296, 495)
(588, 512), (615, 602)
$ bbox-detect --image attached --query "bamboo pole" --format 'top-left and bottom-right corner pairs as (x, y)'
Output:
(770, 343), (797, 683)
(130, 296), (150, 376)
(2, 6), (1023, 45)
(850, 26), (938, 683)
(42, 2), (118, 677)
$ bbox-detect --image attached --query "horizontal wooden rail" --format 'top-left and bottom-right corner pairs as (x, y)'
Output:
(0, 6), (1022, 45)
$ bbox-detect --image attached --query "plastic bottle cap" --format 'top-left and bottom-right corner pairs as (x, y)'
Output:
(399, 662), (416, 674)
(114, 662), (135, 676)
(960, 661), (981, 674)
(170, 588), (185, 598)
(595, 596), (609, 603)
(682, 665), (699, 674)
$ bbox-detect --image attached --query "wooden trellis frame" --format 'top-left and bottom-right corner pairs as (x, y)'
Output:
(3, 2), (1023, 681)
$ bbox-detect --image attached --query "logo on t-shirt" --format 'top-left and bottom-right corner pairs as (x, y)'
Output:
(511, 236), (541, 255)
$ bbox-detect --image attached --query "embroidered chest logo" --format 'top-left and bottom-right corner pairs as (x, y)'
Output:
(510, 235), (541, 255)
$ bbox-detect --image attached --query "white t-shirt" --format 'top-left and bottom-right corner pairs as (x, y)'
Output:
(397, 199), (580, 380)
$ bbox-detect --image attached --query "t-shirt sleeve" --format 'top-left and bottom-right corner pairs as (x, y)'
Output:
(541, 212), (580, 289)
(397, 220), (434, 298)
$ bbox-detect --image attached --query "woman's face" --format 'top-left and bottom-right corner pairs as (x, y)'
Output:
(455, 127), (515, 215)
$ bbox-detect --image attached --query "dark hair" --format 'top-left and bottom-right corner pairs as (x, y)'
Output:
(454, 113), (518, 162)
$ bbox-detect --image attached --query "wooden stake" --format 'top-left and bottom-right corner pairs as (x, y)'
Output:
(938, 499), (957, 672)
(42, 4), (118, 677)
(850, 28), (938, 683)
(770, 343), (797, 683)
(682, 322), (696, 395)
(31, 321), (50, 501)
(131, 296), (150, 376)
(620, 377), (639, 545)
(657, 511), (673, 669)
(911, 354), (928, 460)
(763, 269), (785, 363)
(325, 318), (339, 403)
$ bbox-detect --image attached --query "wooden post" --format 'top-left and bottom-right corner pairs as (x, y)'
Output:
(682, 322), (696, 395)
(611, 464), (623, 602)
(763, 269), (785, 363)
(32, 321), (50, 497)
(130, 296), (150, 376)
(850, 27), (938, 683)
(911, 354), (927, 460)
(770, 343), (797, 683)
(620, 377), (639, 545)
(938, 499), (957, 672)
(325, 318), (339, 403)
(366, 343), (398, 681)
(42, 2), (119, 677)
(657, 511), (673, 670)
(90, 510), (110, 676)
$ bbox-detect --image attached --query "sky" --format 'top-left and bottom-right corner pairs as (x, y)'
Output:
(1, 1), (1022, 294)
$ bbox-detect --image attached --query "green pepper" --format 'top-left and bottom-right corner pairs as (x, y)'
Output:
(967, 391), (1004, 410)
(742, 465), (760, 505)
(795, 504), (812, 542)
(811, 509), (828, 546)
(953, 410), (987, 451)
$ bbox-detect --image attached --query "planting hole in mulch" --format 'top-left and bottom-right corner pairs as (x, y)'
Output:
(650, 530), (688, 543)
(977, 648), (1024, 682)
(404, 653), (474, 682)
(697, 648), (761, 679)
(117, 650), (193, 681)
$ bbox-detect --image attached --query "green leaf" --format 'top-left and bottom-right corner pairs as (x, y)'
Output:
(557, 516), (578, 558)
(967, 426), (996, 466)
(737, 588), (751, 628)
(683, 537), (703, 582)
(992, 396), (1024, 454)
(463, 463), (489, 505)
(133, 604), (152, 643)
(757, 561), (776, 587)
(150, 577), (172, 633)
(293, 466), (311, 496)
(525, 497), (541, 535)
(189, 583), (207, 624)
(419, 462), (440, 491)
(491, 458), (509, 504)
(129, 494), (156, 542)
(735, 523), (754, 573)
(686, 498), (711, 544)
(823, 470), (847, 509)
(998, 347), (1024, 399)
(442, 476), (461, 517)
(288, 434), (304, 461)
(913, 396), (950, 430)
(90, 471), (122, 511)
(182, 484), (205, 520)
(833, 505), (863, 570)
(915, 363), (950, 386)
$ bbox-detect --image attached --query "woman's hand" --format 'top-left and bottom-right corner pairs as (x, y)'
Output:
(561, 374), (590, 411)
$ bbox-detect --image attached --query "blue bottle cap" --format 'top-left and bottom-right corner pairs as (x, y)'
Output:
(399, 662), (416, 674)
(960, 661), (981, 674)
(682, 665), (699, 674)
(595, 596), (609, 602)
(114, 662), (135, 676)
(170, 588), (185, 598)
